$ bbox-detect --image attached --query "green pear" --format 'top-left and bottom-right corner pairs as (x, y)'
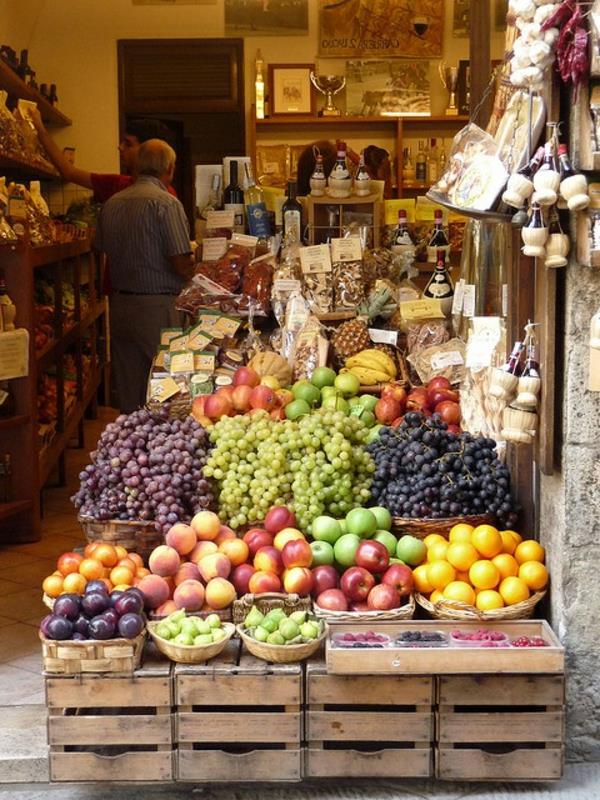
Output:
(261, 616), (278, 634)
(195, 619), (211, 636)
(253, 625), (269, 642)
(244, 606), (264, 628)
(174, 632), (194, 646)
(289, 610), (307, 625)
(167, 621), (182, 637)
(205, 613), (222, 629)
(300, 621), (320, 640)
(168, 610), (186, 624)
(286, 635), (303, 645)
(266, 608), (286, 624)
(279, 618), (300, 640)
(181, 617), (199, 636)
(266, 631), (285, 645)
(193, 634), (213, 645)
(155, 623), (172, 640)
(211, 628), (227, 642)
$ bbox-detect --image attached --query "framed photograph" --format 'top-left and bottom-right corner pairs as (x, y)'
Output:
(346, 60), (430, 117)
(225, 0), (308, 36)
(453, 0), (508, 37)
(269, 64), (315, 116)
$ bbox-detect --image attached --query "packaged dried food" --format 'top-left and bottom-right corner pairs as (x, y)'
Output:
(406, 320), (449, 355)
(240, 252), (275, 315)
(362, 247), (395, 287)
(331, 237), (364, 310)
(256, 144), (289, 188)
(407, 337), (466, 385)
(299, 244), (333, 314)
(291, 315), (328, 380)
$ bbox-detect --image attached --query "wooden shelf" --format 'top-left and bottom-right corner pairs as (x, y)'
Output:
(0, 414), (30, 431)
(0, 153), (60, 180)
(0, 499), (33, 522)
(36, 301), (106, 369)
(30, 239), (92, 268)
(257, 115), (469, 126)
(0, 60), (71, 126)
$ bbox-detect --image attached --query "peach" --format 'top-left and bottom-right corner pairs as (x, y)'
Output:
(190, 541), (218, 564)
(204, 577), (237, 609)
(233, 366), (260, 387)
(282, 539), (313, 569)
(148, 545), (180, 577)
(174, 562), (201, 586)
(231, 384), (253, 412)
(165, 523), (197, 556)
(198, 552), (232, 582)
(273, 527), (306, 551)
(137, 574), (171, 609)
(282, 566), (314, 596)
(173, 579), (205, 611)
(253, 545), (284, 576)
(214, 525), (237, 546)
(190, 510), (221, 541)
(219, 538), (250, 567)
(243, 528), (273, 556)
(248, 570), (282, 594)
(231, 563), (256, 595)
(155, 600), (177, 617)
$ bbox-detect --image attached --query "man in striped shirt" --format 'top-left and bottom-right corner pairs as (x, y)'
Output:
(94, 139), (194, 413)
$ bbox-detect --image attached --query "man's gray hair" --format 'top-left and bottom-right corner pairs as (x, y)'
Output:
(137, 139), (176, 177)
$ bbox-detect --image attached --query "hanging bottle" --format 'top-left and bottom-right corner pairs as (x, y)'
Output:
(502, 146), (544, 209)
(557, 144), (589, 211)
(353, 151), (371, 196)
(423, 248), (454, 316)
(514, 332), (541, 411)
(521, 202), (548, 258)
(327, 141), (352, 198)
(488, 340), (524, 402)
(426, 209), (450, 264)
(544, 206), (569, 268)
(532, 140), (560, 207)
(309, 152), (327, 197)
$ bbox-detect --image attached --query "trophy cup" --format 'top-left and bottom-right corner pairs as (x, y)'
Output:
(310, 72), (345, 117)
(439, 62), (459, 116)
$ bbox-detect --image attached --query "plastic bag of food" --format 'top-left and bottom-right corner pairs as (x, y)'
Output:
(291, 315), (328, 381)
(240, 252), (275, 315)
(406, 337), (466, 385)
(331, 237), (364, 311)
(195, 242), (252, 293)
(362, 247), (395, 288)
(281, 291), (310, 361)
(299, 244), (333, 314)
(406, 320), (450, 355)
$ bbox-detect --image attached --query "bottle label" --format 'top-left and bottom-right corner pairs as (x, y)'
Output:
(426, 278), (452, 299)
(283, 209), (302, 241)
(462, 284), (476, 317)
(224, 203), (245, 231)
(426, 244), (449, 263)
(451, 278), (465, 315)
(246, 202), (270, 237)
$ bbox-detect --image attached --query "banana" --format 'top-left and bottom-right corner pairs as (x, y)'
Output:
(346, 349), (397, 378)
(348, 366), (392, 385)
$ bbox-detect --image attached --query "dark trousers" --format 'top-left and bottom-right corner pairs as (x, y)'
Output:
(109, 294), (181, 413)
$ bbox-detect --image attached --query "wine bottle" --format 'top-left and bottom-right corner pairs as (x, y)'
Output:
(521, 201), (548, 258)
(353, 151), (371, 196)
(309, 154), (327, 196)
(426, 209), (450, 264)
(391, 209), (414, 254)
(328, 141), (352, 198)
(282, 180), (302, 241)
(200, 173), (222, 219)
(423, 249), (454, 316)
(0, 381), (15, 419)
(223, 160), (245, 233)
(500, 341), (525, 375)
(415, 140), (427, 183)
(427, 138), (440, 184)
(244, 163), (270, 239)
(521, 340), (540, 379)
(402, 146), (415, 186)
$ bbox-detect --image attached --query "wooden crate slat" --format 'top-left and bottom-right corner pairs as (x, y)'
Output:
(177, 749), (301, 782)
(438, 675), (564, 707)
(236, 650), (302, 675)
(307, 671), (432, 706)
(436, 747), (564, 782)
(306, 748), (431, 779)
(48, 714), (172, 746)
(50, 751), (173, 783)
(177, 711), (301, 744)
(176, 674), (300, 707)
(308, 710), (432, 743)
(173, 639), (240, 676)
(46, 676), (171, 709)
(438, 711), (564, 744)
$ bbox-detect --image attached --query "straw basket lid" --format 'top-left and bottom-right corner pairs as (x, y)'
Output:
(147, 620), (235, 663)
(415, 590), (546, 621)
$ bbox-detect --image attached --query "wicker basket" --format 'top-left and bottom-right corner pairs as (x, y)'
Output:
(43, 593), (54, 611)
(40, 630), (145, 674)
(313, 592), (415, 623)
(415, 590), (546, 621)
(146, 395), (192, 421)
(149, 607), (232, 622)
(78, 515), (163, 561)
(237, 624), (327, 664)
(391, 515), (494, 540)
(232, 592), (312, 626)
(147, 620), (235, 663)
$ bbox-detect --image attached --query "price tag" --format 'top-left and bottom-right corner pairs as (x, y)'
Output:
(231, 232), (258, 249)
(330, 238), (362, 262)
(462, 284), (476, 318)
(149, 377), (180, 403)
(299, 244), (332, 274)
(170, 351), (194, 375)
(160, 328), (183, 346)
(400, 298), (445, 320)
(212, 315), (240, 337)
(206, 209), (234, 229)
(0, 329), (29, 379)
(451, 279), (465, 315)
(369, 328), (398, 346)
(169, 334), (189, 352)
(273, 279), (301, 293)
(431, 351), (464, 370)
(502, 283), (509, 318)
(202, 238), (228, 261)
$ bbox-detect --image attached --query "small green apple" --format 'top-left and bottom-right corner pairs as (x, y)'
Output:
(370, 506), (393, 531)
(346, 507), (378, 538)
(311, 516), (342, 544)
(333, 533), (361, 567)
(396, 534), (427, 566)
(310, 540), (335, 566)
(358, 394), (378, 412)
(373, 529), (398, 557)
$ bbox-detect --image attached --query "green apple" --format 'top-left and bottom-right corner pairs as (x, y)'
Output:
(266, 631), (285, 645)
(205, 613), (222, 629)
(193, 634), (213, 645)
(348, 396), (362, 408)
(310, 540), (335, 566)
(396, 534), (427, 566)
(311, 366), (336, 389)
(358, 394), (378, 412)
(321, 395), (349, 414)
(337, 518), (347, 534)
(346, 507), (377, 538)
(334, 372), (360, 397)
(373, 529), (398, 557)
(389, 557), (406, 566)
(370, 506), (393, 531)
(254, 625), (269, 642)
(311, 516), (342, 544)
(333, 533), (361, 567)
(261, 616), (278, 634)
(293, 380), (321, 407)
(320, 386), (338, 400)
(285, 398), (311, 420)
(279, 618), (300, 640)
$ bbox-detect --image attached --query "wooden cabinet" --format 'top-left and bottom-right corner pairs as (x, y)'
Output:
(305, 193), (382, 247)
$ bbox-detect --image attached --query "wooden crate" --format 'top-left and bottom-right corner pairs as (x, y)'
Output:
(305, 657), (433, 779)
(46, 645), (174, 783)
(436, 674), (565, 782)
(175, 639), (302, 782)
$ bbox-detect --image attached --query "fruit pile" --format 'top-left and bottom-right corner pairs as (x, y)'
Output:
(40, 585), (144, 641)
(241, 606), (324, 646)
(411, 523), (548, 611)
(368, 412), (518, 527)
(204, 408), (374, 530)
(343, 348), (398, 386)
(152, 609), (228, 647)
(332, 631), (390, 648)
(511, 635), (548, 647)
(450, 629), (508, 645)
(401, 376), (461, 430)
(72, 408), (213, 534)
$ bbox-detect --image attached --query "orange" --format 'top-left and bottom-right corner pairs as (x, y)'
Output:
(475, 589), (504, 611)
(62, 572), (87, 594)
(499, 576), (530, 605)
(78, 558), (105, 581)
(492, 553), (519, 579)
(446, 542), (478, 572)
(514, 540), (545, 565)
(518, 561), (549, 591)
(423, 533), (446, 549)
(42, 574), (64, 598)
(427, 560), (456, 591)
(56, 552), (84, 577)
(469, 560), (500, 590)
(427, 541), (449, 562)
(455, 570), (471, 583)
(430, 589), (444, 604)
(443, 581), (476, 606)
(505, 529), (523, 545)
(448, 523), (474, 543)
(109, 565), (134, 586)
(413, 564), (434, 594)
(84, 541), (100, 558)
(117, 557), (138, 573)
(128, 552), (144, 569)
(92, 543), (119, 568)
(471, 525), (503, 558)
(114, 545), (129, 560)
(500, 531), (517, 555)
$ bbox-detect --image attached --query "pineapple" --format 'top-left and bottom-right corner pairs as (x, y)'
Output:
(331, 317), (371, 364)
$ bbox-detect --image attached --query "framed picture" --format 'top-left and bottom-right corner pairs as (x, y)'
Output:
(225, 0), (308, 36)
(457, 59), (504, 116)
(346, 60), (430, 117)
(453, 0), (508, 37)
(269, 64), (315, 116)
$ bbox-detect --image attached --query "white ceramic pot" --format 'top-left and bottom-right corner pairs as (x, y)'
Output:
(544, 232), (569, 268)
(502, 173), (534, 208)
(560, 174), (590, 211)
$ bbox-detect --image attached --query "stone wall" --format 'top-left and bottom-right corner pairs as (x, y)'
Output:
(540, 261), (600, 762)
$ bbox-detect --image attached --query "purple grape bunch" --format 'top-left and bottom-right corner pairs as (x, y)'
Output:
(72, 408), (214, 534)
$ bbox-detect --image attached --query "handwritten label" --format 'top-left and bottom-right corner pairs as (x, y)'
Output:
(149, 377), (180, 403)
(231, 232), (258, 249)
(273, 279), (301, 293)
(400, 298), (445, 321)
(299, 244), (332, 274)
(206, 209), (234, 229)
(462, 284), (476, 318)
(202, 237), (228, 261)
(369, 328), (398, 346)
(451, 278), (465, 315)
(431, 350), (464, 370)
(330, 238), (362, 262)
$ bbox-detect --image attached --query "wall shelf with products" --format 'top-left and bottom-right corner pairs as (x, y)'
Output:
(0, 60), (71, 126)
(0, 239), (107, 543)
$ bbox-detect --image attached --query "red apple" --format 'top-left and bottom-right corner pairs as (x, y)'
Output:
(381, 563), (414, 597)
(264, 506), (296, 534)
(249, 385), (276, 411)
(406, 389), (429, 412)
(216, 385), (235, 402)
(428, 387), (459, 408)
(340, 566), (375, 601)
(230, 563), (256, 595)
(391, 416), (404, 428)
(254, 545), (284, 575)
(367, 583), (401, 610)
(242, 528), (273, 556)
(231, 384), (253, 412)
(435, 400), (460, 425)
(282, 566), (313, 595)
(355, 540), (389, 574)
(316, 588), (348, 611)
(375, 397), (402, 425)
(233, 367), (260, 388)
(427, 376), (452, 391)
(281, 539), (313, 569)
(204, 393), (233, 421)
(311, 565), (339, 597)
(350, 601), (371, 612)
(381, 383), (407, 410)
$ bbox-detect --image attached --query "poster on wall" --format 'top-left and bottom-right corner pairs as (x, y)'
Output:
(318, 0), (443, 58)
(132, 1), (217, 5)
(346, 60), (430, 116)
(225, 0), (308, 36)
(453, 0), (508, 37)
